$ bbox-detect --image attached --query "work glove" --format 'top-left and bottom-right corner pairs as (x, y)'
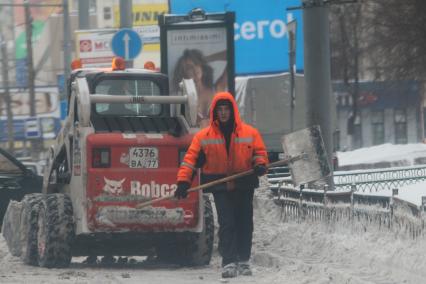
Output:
(253, 164), (267, 176)
(175, 181), (190, 199)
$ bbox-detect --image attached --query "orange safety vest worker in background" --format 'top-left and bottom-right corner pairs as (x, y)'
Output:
(175, 91), (269, 278)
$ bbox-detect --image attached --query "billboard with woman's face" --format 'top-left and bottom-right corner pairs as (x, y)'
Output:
(160, 11), (235, 127)
(0, 89), (61, 141)
(0, 92), (58, 118)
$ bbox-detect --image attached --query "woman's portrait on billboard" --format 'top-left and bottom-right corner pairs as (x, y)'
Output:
(172, 48), (228, 127)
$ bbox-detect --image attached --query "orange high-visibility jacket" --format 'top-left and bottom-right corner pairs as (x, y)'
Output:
(177, 92), (268, 184)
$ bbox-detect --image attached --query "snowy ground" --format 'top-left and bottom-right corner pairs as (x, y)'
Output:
(1, 144), (426, 283)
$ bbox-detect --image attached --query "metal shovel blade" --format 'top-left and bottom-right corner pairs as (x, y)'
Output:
(281, 125), (331, 186)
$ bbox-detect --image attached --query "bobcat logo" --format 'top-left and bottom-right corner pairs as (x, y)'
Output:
(103, 177), (125, 195)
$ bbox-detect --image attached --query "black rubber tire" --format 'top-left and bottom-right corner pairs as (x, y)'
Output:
(157, 196), (214, 266)
(20, 193), (44, 266)
(37, 194), (74, 268)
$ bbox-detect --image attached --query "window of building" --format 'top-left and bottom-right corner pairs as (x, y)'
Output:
(353, 114), (362, 149)
(333, 129), (341, 151)
(103, 7), (112, 20)
(394, 108), (407, 144)
(371, 110), (384, 145)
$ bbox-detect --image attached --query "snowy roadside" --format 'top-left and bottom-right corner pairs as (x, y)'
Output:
(1, 181), (426, 284)
(337, 143), (426, 168)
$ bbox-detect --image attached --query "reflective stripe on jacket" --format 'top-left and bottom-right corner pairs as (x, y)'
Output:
(177, 92), (268, 184)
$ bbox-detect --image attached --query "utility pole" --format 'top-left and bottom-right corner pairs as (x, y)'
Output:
(0, 1), (69, 158)
(0, 32), (14, 152)
(120, 0), (133, 67)
(24, 1), (38, 158)
(120, 0), (133, 29)
(288, 20), (297, 132)
(24, 2), (35, 118)
(302, 0), (334, 185)
(78, 0), (90, 29)
(63, 0), (71, 99)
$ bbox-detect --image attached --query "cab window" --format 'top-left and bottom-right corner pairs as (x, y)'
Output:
(94, 79), (162, 116)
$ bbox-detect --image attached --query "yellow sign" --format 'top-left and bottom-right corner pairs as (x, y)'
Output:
(113, 4), (168, 27)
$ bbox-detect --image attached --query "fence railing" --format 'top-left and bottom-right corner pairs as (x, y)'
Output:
(268, 165), (426, 193)
(333, 165), (426, 192)
(271, 184), (426, 239)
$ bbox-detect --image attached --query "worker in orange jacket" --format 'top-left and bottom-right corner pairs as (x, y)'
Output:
(175, 91), (268, 278)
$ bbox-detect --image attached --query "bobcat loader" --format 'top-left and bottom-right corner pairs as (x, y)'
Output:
(2, 58), (213, 268)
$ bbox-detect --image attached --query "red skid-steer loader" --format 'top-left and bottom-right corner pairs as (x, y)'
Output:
(2, 58), (214, 268)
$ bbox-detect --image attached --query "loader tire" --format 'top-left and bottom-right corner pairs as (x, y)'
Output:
(37, 194), (74, 268)
(20, 193), (44, 265)
(2, 200), (23, 257)
(157, 196), (214, 266)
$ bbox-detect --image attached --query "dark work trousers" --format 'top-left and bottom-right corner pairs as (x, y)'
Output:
(212, 187), (255, 267)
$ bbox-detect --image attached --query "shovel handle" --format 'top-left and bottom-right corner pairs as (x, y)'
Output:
(135, 156), (298, 209)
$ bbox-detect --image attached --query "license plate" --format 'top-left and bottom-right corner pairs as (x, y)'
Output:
(129, 147), (159, 168)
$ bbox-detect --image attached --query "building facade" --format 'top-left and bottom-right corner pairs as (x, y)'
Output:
(333, 81), (422, 151)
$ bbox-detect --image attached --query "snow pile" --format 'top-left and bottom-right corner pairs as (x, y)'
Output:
(250, 188), (426, 284)
(337, 143), (426, 167)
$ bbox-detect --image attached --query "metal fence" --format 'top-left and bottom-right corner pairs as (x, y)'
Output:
(333, 165), (426, 192)
(269, 174), (426, 239)
(268, 165), (426, 193)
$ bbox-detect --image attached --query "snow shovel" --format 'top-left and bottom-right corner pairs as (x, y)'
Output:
(281, 125), (332, 186)
(135, 156), (303, 209)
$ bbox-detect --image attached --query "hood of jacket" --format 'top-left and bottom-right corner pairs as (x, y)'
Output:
(209, 92), (242, 132)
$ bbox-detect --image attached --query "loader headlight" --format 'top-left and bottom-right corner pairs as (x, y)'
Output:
(93, 148), (111, 168)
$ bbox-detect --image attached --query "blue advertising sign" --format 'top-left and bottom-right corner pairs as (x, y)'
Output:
(60, 99), (68, 120)
(16, 58), (28, 88)
(0, 120), (26, 142)
(57, 74), (65, 95)
(334, 81), (421, 110)
(170, 0), (304, 75)
(25, 117), (40, 139)
(111, 29), (143, 60)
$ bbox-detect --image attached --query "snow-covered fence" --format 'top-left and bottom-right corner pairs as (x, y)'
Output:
(334, 165), (426, 192)
(268, 165), (426, 193)
(271, 185), (426, 239)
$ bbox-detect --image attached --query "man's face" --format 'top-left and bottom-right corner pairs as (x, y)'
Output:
(216, 104), (231, 123)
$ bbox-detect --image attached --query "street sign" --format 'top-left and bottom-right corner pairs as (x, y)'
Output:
(25, 117), (40, 139)
(111, 28), (143, 60)
(16, 59), (28, 88)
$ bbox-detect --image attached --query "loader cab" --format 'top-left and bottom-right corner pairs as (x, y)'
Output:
(66, 56), (191, 136)
(88, 72), (169, 116)
(86, 72), (185, 136)
(93, 78), (162, 116)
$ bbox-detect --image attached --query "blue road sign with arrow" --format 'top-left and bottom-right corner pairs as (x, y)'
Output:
(111, 28), (143, 60)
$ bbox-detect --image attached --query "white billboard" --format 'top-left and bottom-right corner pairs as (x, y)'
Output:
(75, 26), (161, 68)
